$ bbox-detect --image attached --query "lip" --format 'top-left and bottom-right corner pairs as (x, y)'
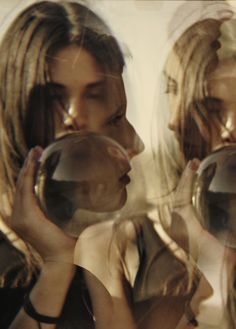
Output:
(119, 173), (131, 185)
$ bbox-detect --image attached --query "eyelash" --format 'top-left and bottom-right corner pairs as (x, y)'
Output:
(86, 93), (104, 100)
(204, 104), (227, 126)
(85, 85), (106, 100)
(108, 113), (124, 127)
(165, 81), (178, 95)
(205, 105), (223, 119)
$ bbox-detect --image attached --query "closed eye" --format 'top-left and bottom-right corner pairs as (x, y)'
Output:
(107, 108), (125, 127)
(163, 72), (178, 95)
(203, 97), (223, 114)
(85, 91), (105, 100)
(84, 80), (106, 101)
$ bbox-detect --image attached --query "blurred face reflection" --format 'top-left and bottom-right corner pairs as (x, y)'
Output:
(48, 45), (144, 159)
(164, 50), (183, 140)
(165, 55), (236, 157)
(164, 20), (223, 158)
(37, 134), (131, 226)
(83, 139), (131, 212)
(207, 58), (236, 150)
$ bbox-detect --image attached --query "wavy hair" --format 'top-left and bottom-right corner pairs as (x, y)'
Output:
(0, 0), (124, 285)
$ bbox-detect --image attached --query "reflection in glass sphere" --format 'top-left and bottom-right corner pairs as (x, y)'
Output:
(35, 132), (131, 235)
(193, 144), (236, 249)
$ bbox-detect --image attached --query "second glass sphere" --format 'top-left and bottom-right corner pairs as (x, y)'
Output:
(193, 144), (236, 249)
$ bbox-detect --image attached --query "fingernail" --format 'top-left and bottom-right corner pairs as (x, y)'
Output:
(24, 149), (34, 167)
(29, 146), (42, 162)
(33, 146), (43, 159)
(188, 159), (200, 171)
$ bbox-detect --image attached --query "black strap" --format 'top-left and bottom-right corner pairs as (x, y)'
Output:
(23, 293), (60, 324)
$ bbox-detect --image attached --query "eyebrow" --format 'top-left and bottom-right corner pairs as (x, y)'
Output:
(86, 80), (106, 90)
(203, 96), (223, 105)
(163, 71), (177, 84)
(47, 79), (106, 91)
(107, 103), (126, 121)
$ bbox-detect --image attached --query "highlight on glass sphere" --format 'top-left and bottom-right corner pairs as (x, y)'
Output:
(193, 144), (236, 249)
(35, 132), (131, 233)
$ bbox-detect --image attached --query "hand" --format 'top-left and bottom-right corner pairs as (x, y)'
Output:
(9, 147), (76, 263)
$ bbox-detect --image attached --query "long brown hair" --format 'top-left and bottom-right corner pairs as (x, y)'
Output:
(155, 18), (223, 200)
(0, 0), (124, 284)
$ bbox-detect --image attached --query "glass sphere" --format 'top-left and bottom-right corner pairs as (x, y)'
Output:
(193, 144), (236, 249)
(35, 132), (131, 235)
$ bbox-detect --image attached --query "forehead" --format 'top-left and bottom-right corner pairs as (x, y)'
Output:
(208, 59), (236, 101)
(165, 49), (183, 80)
(48, 45), (105, 85)
(48, 45), (125, 96)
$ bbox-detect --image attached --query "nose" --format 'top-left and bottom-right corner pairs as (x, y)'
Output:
(126, 135), (144, 159)
(126, 125), (145, 160)
(220, 108), (236, 144)
(63, 101), (88, 131)
(168, 109), (180, 133)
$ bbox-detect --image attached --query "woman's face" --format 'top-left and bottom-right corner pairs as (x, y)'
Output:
(48, 45), (144, 159)
(206, 58), (236, 150)
(42, 135), (131, 213)
(84, 138), (131, 212)
(165, 55), (236, 158)
(164, 20), (223, 158)
(164, 49), (183, 142)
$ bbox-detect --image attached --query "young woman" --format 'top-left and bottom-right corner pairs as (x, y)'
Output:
(157, 8), (236, 329)
(0, 1), (144, 328)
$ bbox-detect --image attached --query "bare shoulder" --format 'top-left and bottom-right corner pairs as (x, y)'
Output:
(74, 219), (140, 286)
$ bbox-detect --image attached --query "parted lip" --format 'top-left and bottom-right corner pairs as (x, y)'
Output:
(119, 165), (131, 185)
(119, 173), (131, 185)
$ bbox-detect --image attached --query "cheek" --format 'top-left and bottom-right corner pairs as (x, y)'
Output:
(168, 94), (180, 113)
(107, 121), (137, 149)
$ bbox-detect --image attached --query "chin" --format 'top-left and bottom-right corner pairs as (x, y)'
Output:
(115, 188), (128, 210)
(100, 189), (128, 212)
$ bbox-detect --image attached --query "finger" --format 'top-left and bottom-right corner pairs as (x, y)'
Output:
(174, 159), (200, 208)
(17, 147), (43, 195)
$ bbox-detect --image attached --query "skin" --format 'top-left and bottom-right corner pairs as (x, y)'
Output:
(49, 45), (144, 159)
(164, 50), (183, 138)
(85, 140), (132, 212)
(207, 58), (236, 149)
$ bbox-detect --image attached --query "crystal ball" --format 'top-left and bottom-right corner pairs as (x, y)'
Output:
(193, 144), (236, 249)
(35, 132), (131, 234)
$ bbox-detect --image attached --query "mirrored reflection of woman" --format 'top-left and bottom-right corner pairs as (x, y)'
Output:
(155, 2), (236, 328)
(80, 2), (236, 329)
